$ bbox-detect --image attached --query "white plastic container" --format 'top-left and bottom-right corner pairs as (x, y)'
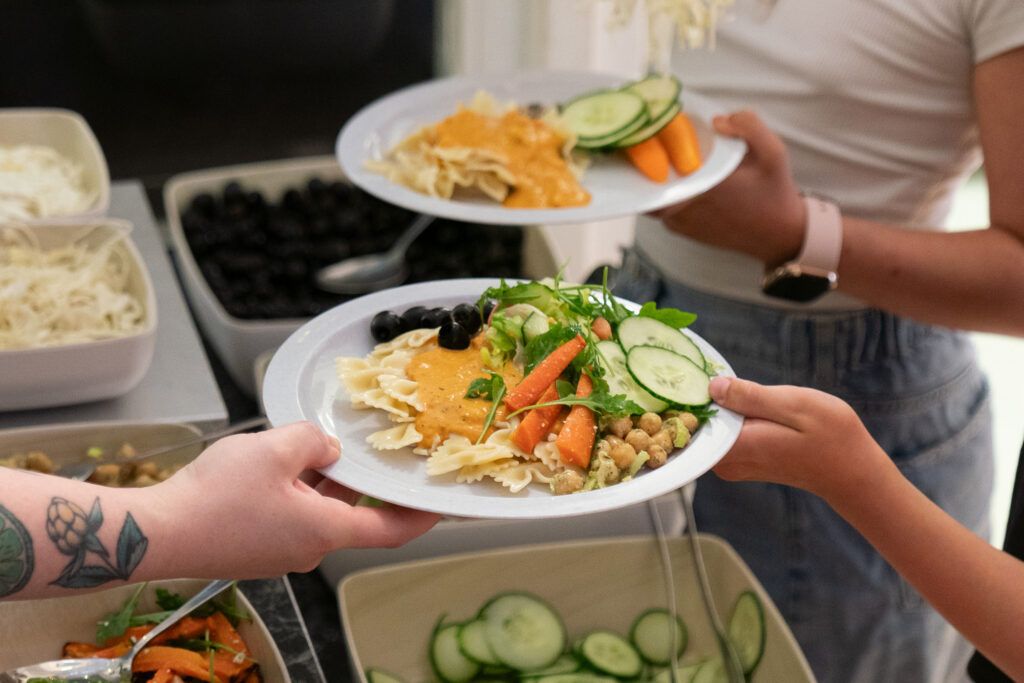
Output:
(165, 156), (560, 397)
(0, 220), (157, 410)
(0, 108), (110, 223)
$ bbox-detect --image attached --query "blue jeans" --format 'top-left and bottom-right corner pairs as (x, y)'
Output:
(614, 248), (994, 683)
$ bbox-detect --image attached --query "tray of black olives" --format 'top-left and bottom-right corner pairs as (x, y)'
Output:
(164, 156), (558, 397)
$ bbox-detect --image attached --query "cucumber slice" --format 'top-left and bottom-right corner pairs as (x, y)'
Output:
(623, 73), (683, 120)
(430, 621), (481, 683)
(626, 345), (711, 407)
(617, 315), (706, 369)
(532, 674), (619, 683)
(575, 630), (643, 678)
(479, 591), (566, 672)
(457, 618), (501, 666)
(728, 591), (766, 675)
(561, 89), (650, 148)
(596, 340), (669, 414)
(691, 656), (727, 683)
(630, 608), (688, 665)
(520, 653), (581, 678)
(523, 311), (551, 343)
(650, 660), (706, 683)
(366, 668), (406, 683)
(612, 101), (681, 148)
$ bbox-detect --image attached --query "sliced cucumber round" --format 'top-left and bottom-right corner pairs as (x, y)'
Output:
(728, 591), (766, 675)
(575, 630), (643, 678)
(629, 608), (688, 665)
(430, 621), (481, 683)
(617, 315), (706, 369)
(479, 591), (566, 672)
(626, 345), (711, 407)
(519, 653), (581, 678)
(596, 340), (669, 413)
(457, 618), (501, 666)
(613, 101), (681, 148)
(561, 89), (649, 148)
(650, 660), (706, 683)
(622, 73), (683, 120)
(366, 668), (407, 683)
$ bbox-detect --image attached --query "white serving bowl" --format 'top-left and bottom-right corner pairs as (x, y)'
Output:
(0, 220), (157, 410)
(0, 578), (290, 683)
(165, 155), (559, 398)
(0, 108), (110, 223)
(339, 535), (816, 682)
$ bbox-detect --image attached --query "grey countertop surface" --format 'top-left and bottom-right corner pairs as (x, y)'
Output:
(0, 181), (229, 432)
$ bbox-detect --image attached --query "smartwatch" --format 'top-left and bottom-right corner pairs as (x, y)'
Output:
(762, 195), (842, 303)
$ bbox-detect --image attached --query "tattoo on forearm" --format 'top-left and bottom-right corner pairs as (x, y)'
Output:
(0, 504), (33, 597)
(46, 497), (148, 589)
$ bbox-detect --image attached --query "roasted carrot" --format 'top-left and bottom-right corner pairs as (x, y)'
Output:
(511, 382), (564, 453)
(504, 334), (586, 412)
(624, 136), (670, 183)
(62, 641), (107, 658)
(132, 645), (223, 683)
(556, 373), (597, 468)
(657, 112), (702, 176)
(207, 611), (249, 657)
(150, 668), (177, 683)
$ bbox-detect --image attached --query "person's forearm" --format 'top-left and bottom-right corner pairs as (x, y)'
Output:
(838, 217), (1024, 336)
(0, 469), (202, 601)
(828, 465), (1024, 679)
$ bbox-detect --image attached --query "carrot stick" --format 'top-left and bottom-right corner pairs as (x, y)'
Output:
(150, 669), (177, 683)
(624, 136), (670, 183)
(657, 112), (702, 176)
(207, 611), (249, 657)
(511, 382), (564, 453)
(591, 316), (612, 341)
(132, 645), (223, 683)
(504, 334), (586, 412)
(556, 373), (597, 468)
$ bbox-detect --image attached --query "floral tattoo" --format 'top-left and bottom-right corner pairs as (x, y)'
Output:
(0, 504), (33, 598)
(46, 497), (148, 589)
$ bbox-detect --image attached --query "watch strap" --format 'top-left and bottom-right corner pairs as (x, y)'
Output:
(794, 195), (842, 273)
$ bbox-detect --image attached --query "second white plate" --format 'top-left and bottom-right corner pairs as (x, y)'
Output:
(263, 279), (742, 519)
(336, 70), (746, 226)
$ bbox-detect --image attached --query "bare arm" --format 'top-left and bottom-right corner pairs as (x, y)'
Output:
(0, 422), (440, 601)
(657, 47), (1024, 336)
(709, 376), (1024, 678)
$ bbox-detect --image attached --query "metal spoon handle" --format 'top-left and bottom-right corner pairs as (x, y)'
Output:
(389, 213), (435, 254)
(128, 579), (234, 657)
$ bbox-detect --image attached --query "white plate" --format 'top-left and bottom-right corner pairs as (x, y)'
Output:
(336, 70), (746, 226)
(262, 279), (742, 519)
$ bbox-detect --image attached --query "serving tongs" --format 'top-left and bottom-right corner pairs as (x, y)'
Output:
(53, 416), (269, 481)
(647, 484), (745, 683)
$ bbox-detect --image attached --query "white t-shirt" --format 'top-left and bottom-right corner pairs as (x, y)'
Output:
(635, 0), (1024, 310)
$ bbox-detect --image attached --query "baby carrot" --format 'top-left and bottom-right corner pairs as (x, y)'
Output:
(556, 373), (597, 468)
(624, 135), (670, 183)
(504, 334), (586, 412)
(657, 112), (702, 175)
(511, 382), (563, 453)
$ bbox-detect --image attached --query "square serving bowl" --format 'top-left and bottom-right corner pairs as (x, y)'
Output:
(0, 578), (290, 683)
(165, 155), (559, 398)
(0, 108), (110, 223)
(339, 535), (816, 682)
(0, 220), (157, 411)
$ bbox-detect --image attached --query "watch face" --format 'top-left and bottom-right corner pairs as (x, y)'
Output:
(762, 267), (836, 302)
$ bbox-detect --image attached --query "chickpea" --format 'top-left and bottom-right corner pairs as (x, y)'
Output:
(595, 438), (611, 457)
(552, 470), (585, 495)
(25, 451), (54, 474)
(679, 412), (699, 434)
(89, 464), (120, 486)
(625, 428), (651, 453)
(607, 416), (633, 439)
(662, 419), (679, 444)
(638, 412), (662, 435)
(608, 440), (637, 469)
(646, 444), (668, 469)
(651, 429), (673, 453)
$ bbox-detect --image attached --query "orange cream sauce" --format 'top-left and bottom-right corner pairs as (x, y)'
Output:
(433, 108), (591, 209)
(406, 336), (522, 449)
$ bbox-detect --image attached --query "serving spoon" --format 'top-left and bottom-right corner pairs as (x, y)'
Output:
(0, 579), (233, 683)
(316, 213), (435, 295)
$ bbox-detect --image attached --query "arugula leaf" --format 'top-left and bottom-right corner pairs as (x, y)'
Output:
(156, 588), (185, 610)
(465, 372), (507, 444)
(637, 301), (697, 329)
(96, 581), (146, 642)
(510, 380), (643, 419)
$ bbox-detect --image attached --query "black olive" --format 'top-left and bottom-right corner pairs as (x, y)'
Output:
(481, 299), (497, 321)
(370, 311), (403, 343)
(451, 302), (482, 336)
(422, 307), (451, 329)
(438, 321), (471, 350)
(401, 305), (429, 330)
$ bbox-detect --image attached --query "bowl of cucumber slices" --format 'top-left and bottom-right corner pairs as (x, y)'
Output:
(338, 535), (816, 683)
